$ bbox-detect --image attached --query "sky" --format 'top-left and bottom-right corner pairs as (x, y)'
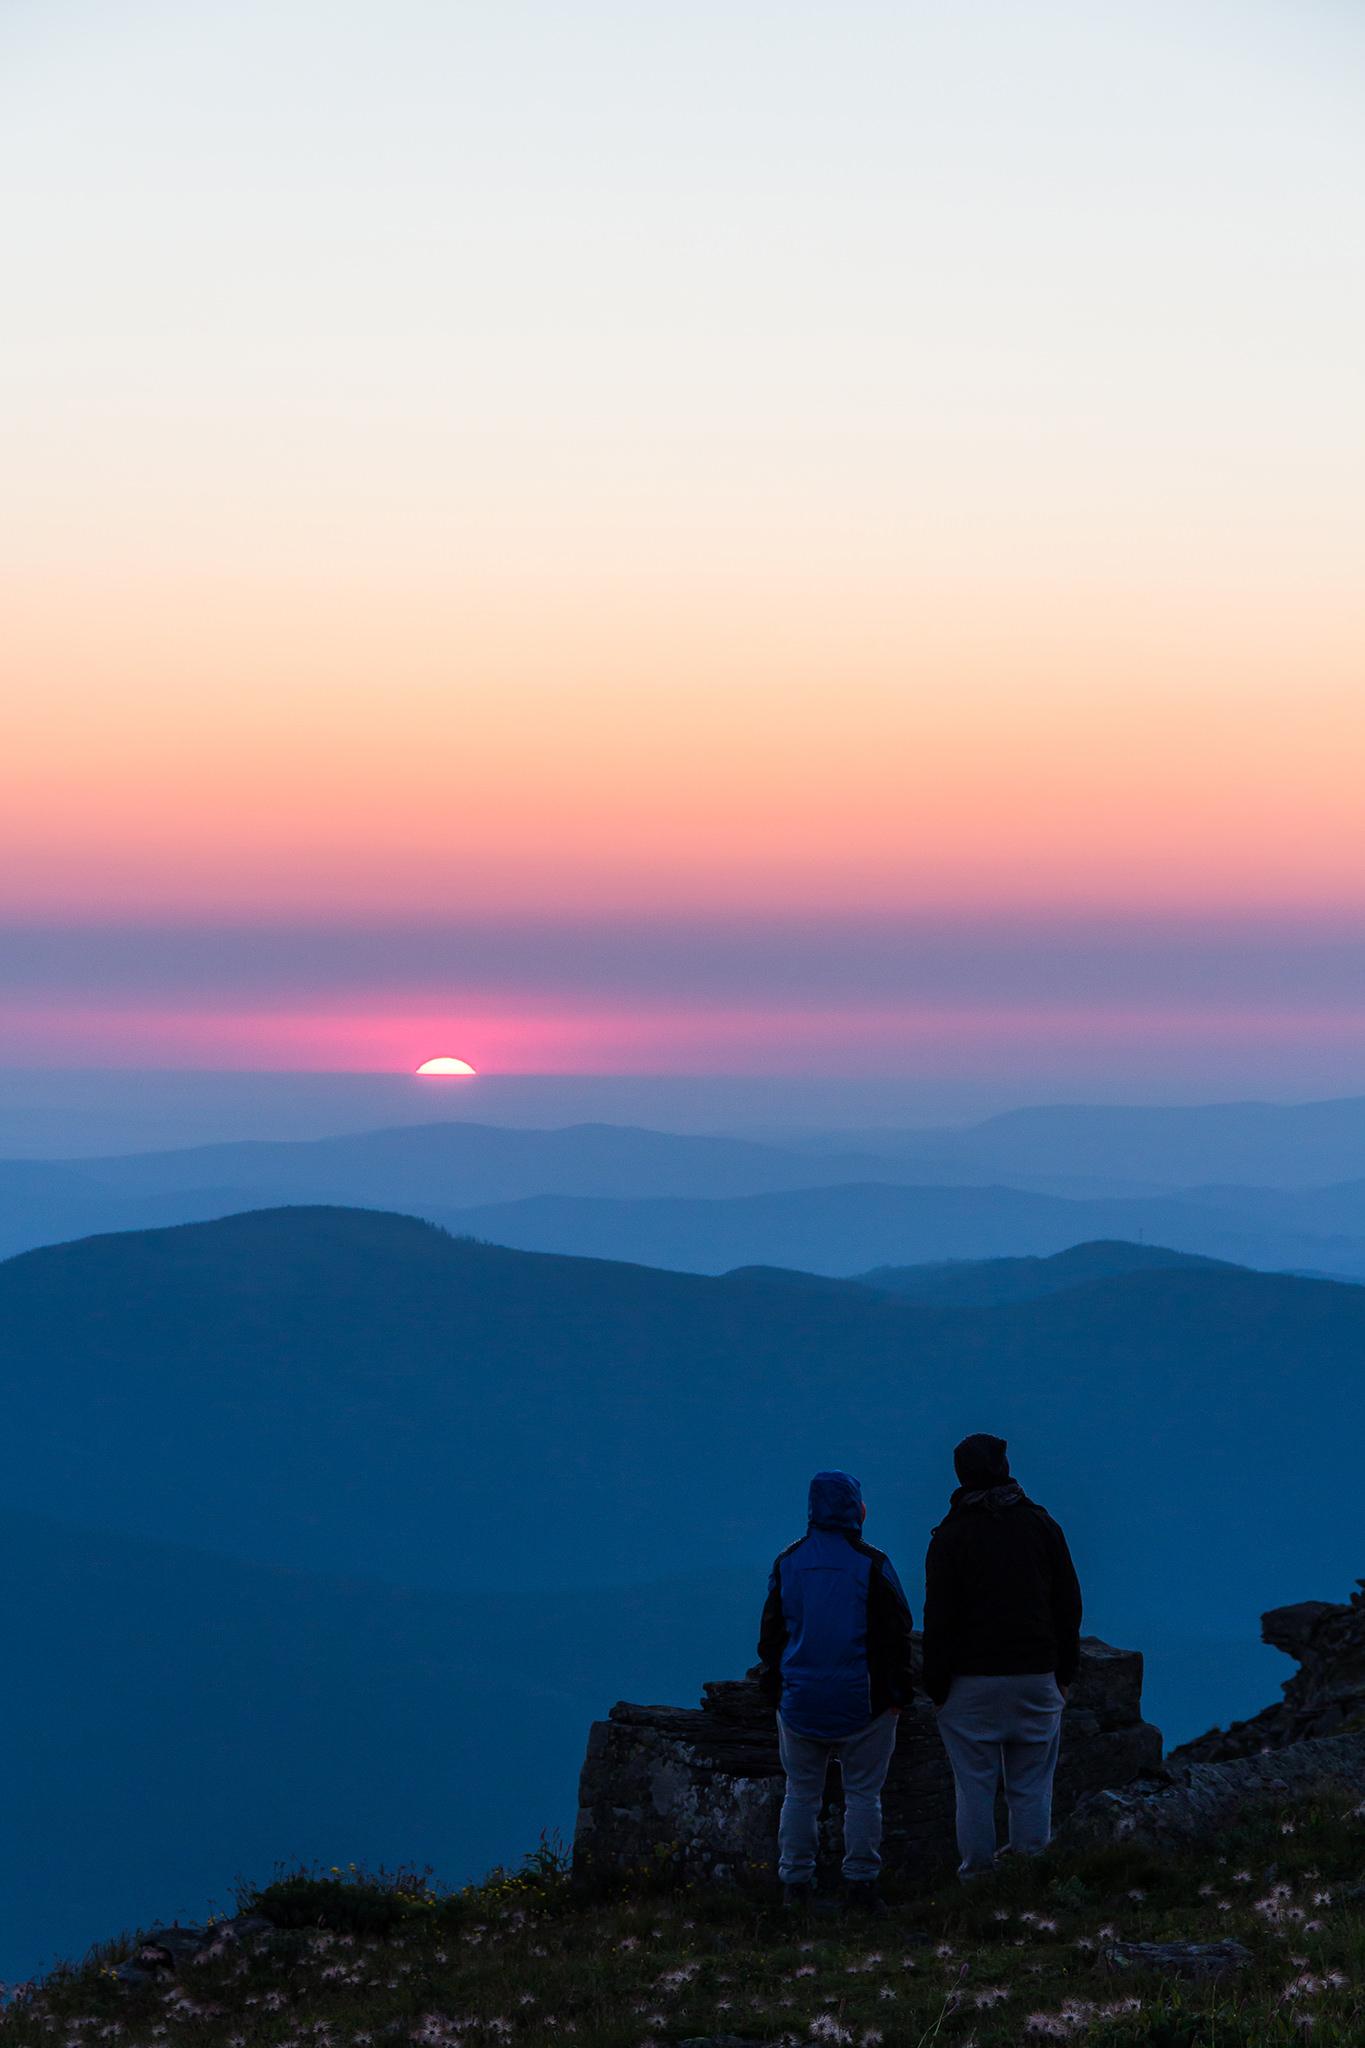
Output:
(1, 0), (1363, 1090)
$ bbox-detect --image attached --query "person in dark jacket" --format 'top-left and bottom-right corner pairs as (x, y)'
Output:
(923, 1433), (1082, 1879)
(758, 1470), (915, 1908)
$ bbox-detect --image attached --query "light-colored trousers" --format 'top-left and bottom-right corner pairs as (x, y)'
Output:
(935, 1672), (1065, 1877)
(776, 1708), (899, 1882)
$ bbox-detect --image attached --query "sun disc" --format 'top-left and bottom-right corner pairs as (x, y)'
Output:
(415, 1056), (476, 1075)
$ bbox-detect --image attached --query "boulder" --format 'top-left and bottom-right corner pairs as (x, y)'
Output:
(573, 1634), (1161, 1887)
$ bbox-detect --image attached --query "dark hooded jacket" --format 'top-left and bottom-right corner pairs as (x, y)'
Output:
(757, 1471), (915, 1740)
(921, 1447), (1082, 1708)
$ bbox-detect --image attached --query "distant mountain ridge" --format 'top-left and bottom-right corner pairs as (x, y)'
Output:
(7, 1113), (1365, 1274)
(428, 1177), (1365, 1279)
(849, 1096), (1365, 1188)
(0, 1119), (1028, 1265)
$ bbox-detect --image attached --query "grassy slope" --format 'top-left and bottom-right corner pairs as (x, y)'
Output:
(8, 1791), (1365, 2047)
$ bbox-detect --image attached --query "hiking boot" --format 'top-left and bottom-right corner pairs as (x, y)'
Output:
(782, 1880), (814, 1907)
(844, 1879), (888, 1915)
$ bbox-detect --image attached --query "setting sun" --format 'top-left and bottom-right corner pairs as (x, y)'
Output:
(415, 1056), (476, 1076)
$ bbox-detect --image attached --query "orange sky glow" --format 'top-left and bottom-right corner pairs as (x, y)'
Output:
(3, 563), (1363, 921)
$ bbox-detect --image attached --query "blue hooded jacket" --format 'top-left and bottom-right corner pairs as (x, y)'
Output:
(757, 1471), (915, 1740)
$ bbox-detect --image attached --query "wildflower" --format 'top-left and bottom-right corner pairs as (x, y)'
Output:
(992, 1908), (1011, 1922)
(877, 1988), (896, 2001)
(793, 1966), (816, 1979)
(655, 1965), (699, 1992)
(1313, 1890), (1333, 1905)
(935, 1942), (954, 1958)
(1127, 1888), (1146, 1903)
(973, 1987), (1009, 2009)
(1282, 1821), (1297, 1835)
(617, 1936), (638, 1952)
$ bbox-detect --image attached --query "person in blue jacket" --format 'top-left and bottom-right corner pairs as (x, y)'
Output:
(758, 1470), (916, 1909)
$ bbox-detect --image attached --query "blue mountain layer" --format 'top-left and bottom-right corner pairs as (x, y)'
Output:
(0, 1207), (1334, 1982)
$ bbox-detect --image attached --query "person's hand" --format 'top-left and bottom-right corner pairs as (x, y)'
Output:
(1058, 1683), (1070, 1702)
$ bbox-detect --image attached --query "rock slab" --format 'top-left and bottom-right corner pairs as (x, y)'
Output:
(1102, 1939), (1253, 1982)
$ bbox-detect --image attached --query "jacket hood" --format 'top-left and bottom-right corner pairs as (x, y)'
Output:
(807, 1470), (865, 1533)
(954, 1433), (1010, 1490)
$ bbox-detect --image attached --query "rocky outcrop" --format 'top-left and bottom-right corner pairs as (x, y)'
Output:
(573, 1635), (1161, 1887)
(1171, 1582), (1365, 1765)
(1057, 1729), (1365, 1854)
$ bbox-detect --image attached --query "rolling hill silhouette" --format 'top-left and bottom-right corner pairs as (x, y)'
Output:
(854, 1238), (1228, 1306)
(1, 1205), (1359, 1619)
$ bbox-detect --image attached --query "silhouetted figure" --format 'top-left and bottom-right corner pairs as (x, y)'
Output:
(923, 1433), (1082, 1879)
(758, 1470), (915, 1910)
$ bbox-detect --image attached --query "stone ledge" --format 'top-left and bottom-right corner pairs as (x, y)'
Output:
(574, 1634), (1161, 1886)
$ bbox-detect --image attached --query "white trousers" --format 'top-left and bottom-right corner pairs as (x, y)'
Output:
(935, 1672), (1064, 1877)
